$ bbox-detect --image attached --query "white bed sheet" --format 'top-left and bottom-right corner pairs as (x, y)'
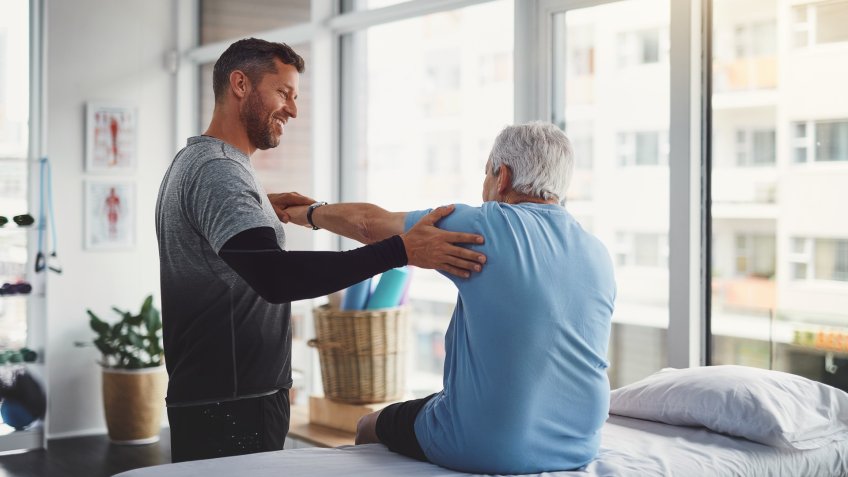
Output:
(115, 415), (848, 477)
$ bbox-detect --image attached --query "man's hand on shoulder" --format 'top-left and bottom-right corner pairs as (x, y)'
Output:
(268, 192), (315, 223)
(402, 205), (486, 278)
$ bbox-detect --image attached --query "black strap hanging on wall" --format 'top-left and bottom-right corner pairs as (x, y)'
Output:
(35, 157), (61, 274)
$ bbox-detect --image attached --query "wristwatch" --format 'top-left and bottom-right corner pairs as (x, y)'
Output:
(306, 201), (328, 230)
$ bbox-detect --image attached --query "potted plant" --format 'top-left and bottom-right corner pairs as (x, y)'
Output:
(85, 295), (167, 445)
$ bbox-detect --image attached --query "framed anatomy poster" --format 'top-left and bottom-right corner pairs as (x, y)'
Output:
(85, 102), (137, 173)
(84, 180), (135, 250)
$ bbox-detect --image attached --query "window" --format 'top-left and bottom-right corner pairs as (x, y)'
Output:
(616, 232), (668, 268)
(618, 28), (666, 67)
(793, 120), (848, 163)
(562, 20), (596, 106)
(618, 131), (668, 166)
(569, 26), (595, 76)
(816, 239), (848, 281)
(735, 129), (776, 166)
(713, 7), (778, 92)
(792, 3), (810, 48)
(199, 0), (311, 45)
(733, 234), (775, 278)
(712, 0), (848, 394)
(790, 237), (811, 280)
(793, 1), (848, 47)
(816, 121), (848, 162)
(0, 0), (29, 354)
(341, 1), (514, 396)
(477, 51), (511, 85)
(734, 21), (776, 58)
(790, 238), (848, 282)
(424, 50), (461, 90)
(793, 122), (809, 163)
(424, 131), (462, 175)
(816, 0), (848, 44)
(570, 128), (594, 171)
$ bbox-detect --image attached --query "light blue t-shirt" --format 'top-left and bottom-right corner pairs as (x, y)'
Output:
(404, 202), (615, 474)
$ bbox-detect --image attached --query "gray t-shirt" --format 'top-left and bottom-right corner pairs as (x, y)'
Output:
(155, 135), (291, 406)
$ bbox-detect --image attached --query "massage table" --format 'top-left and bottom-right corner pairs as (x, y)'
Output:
(115, 414), (848, 476)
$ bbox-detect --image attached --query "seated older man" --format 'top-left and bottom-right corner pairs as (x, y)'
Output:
(278, 122), (615, 474)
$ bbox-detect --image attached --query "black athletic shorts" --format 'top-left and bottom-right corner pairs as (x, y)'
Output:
(167, 389), (290, 463)
(375, 393), (437, 462)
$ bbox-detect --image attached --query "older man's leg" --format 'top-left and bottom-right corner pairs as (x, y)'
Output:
(355, 410), (382, 445)
(357, 394), (437, 461)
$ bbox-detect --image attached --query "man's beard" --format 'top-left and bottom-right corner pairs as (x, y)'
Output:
(241, 91), (280, 150)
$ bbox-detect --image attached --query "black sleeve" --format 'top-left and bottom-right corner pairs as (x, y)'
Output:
(218, 227), (407, 304)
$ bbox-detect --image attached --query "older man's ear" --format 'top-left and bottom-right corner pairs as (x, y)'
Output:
(496, 165), (513, 196)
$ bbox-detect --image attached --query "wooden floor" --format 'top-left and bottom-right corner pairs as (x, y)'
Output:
(0, 429), (171, 477)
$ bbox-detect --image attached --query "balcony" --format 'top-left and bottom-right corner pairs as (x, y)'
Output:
(713, 276), (776, 313)
(714, 56), (777, 92)
(712, 56), (778, 109)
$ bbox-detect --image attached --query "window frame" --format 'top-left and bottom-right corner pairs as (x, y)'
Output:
(616, 231), (670, 269)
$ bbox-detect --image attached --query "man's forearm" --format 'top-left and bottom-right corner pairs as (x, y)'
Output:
(310, 203), (406, 244)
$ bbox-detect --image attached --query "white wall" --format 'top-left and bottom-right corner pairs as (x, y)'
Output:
(44, 0), (175, 438)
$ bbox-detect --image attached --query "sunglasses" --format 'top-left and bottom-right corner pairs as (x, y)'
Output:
(0, 214), (34, 227)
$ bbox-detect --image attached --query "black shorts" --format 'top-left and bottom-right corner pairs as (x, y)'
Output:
(375, 393), (437, 462)
(167, 389), (290, 463)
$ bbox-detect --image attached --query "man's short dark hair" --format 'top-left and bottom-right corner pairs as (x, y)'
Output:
(212, 38), (305, 103)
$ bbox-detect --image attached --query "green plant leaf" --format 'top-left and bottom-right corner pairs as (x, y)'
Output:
(126, 311), (143, 327)
(111, 321), (124, 337)
(140, 295), (153, 323)
(126, 356), (144, 369)
(94, 337), (114, 357)
(145, 307), (161, 334)
(88, 310), (110, 336)
(127, 329), (144, 349)
(149, 339), (163, 355)
(86, 295), (162, 369)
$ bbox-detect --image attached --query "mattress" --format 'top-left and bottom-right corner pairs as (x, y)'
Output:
(115, 415), (848, 476)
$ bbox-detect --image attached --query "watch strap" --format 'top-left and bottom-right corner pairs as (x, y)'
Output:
(306, 201), (328, 230)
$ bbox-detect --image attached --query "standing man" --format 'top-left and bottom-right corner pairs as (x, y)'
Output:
(155, 38), (486, 463)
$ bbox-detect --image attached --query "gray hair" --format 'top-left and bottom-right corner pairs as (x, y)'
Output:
(489, 121), (574, 202)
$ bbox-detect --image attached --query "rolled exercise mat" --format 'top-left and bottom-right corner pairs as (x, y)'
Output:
(366, 267), (410, 310)
(341, 277), (372, 311)
(398, 267), (414, 305)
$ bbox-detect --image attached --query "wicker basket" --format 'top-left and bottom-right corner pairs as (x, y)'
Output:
(308, 305), (408, 404)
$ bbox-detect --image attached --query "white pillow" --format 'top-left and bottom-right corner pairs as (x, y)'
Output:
(609, 365), (848, 450)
